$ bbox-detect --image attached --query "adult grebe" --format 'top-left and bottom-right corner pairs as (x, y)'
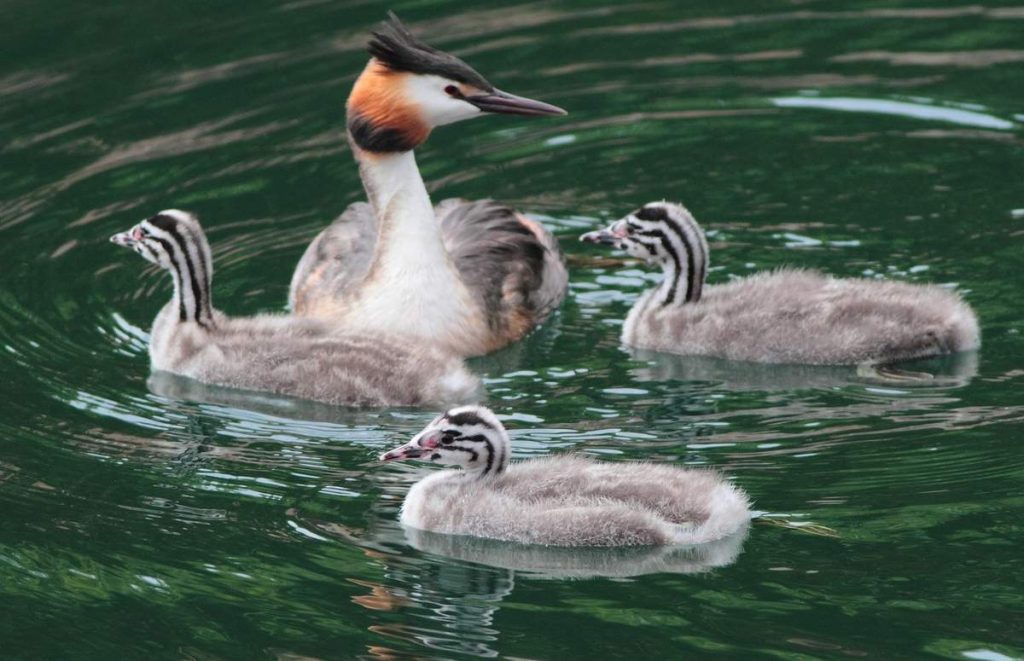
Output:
(290, 14), (568, 356)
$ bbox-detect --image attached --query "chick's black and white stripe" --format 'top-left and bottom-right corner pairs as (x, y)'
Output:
(445, 409), (497, 430)
(448, 433), (504, 476)
(439, 409), (507, 475)
(630, 204), (708, 306)
(140, 211), (214, 327)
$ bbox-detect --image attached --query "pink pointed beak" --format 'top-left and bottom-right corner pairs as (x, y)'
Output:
(579, 220), (628, 245)
(110, 225), (144, 247)
(379, 431), (441, 462)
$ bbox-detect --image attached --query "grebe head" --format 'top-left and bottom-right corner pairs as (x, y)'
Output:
(111, 209), (215, 324)
(580, 202), (708, 267)
(347, 12), (566, 154)
(381, 405), (510, 476)
(110, 209), (210, 273)
(581, 202), (709, 304)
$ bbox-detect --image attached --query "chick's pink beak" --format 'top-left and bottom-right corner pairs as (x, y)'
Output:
(579, 220), (628, 245)
(379, 432), (441, 462)
(110, 225), (144, 247)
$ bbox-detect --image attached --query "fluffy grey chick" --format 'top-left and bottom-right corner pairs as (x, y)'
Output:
(110, 210), (479, 408)
(380, 405), (750, 547)
(581, 201), (979, 365)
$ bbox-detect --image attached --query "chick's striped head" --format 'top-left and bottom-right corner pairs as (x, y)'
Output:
(380, 405), (510, 476)
(110, 209), (214, 323)
(111, 210), (210, 270)
(581, 202), (710, 304)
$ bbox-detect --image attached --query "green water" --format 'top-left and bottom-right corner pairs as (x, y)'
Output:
(3, 1), (1023, 658)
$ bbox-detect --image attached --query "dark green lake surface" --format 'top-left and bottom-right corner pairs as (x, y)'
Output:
(2, 1), (1023, 658)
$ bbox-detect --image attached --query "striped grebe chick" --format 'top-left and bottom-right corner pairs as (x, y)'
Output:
(380, 406), (750, 547)
(110, 210), (479, 408)
(289, 14), (569, 357)
(581, 202), (980, 365)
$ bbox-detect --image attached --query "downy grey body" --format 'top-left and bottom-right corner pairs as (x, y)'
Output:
(581, 202), (980, 365)
(289, 14), (568, 357)
(111, 210), (479, 407)
(380, 406), (751, 547)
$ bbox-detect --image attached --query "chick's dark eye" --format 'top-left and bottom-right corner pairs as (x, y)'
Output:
(444, 85), (462, 98)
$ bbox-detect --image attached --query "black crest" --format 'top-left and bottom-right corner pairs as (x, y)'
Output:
(367, 12), (494, 91)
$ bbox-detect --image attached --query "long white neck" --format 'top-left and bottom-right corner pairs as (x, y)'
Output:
(358, 150), (452, 276)
(348, 149), (483, 347)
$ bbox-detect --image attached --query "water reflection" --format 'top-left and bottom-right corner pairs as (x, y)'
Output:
(628, 348), (979, 391)
(578, 6), (1024, 36)
(772, 96), (1016, 130)
(376, 555), (511, 657)
(404, 524), (749, 579)
(832, 49), (1024, 68)
(338, 518), (749, 657)
(147, 370), (373, 424)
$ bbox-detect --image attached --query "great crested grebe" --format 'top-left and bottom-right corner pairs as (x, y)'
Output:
(581, 201), (980, 365)
(111, 210), (479, 407)
(290, 14), (569, 357)
(380, 405), (751, 547)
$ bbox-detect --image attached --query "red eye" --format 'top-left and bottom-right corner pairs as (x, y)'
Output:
(132, 227), (144, 241)
(444, 85), (461, 97)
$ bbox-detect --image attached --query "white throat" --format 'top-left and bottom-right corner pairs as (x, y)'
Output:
(345, 150), (483, 348)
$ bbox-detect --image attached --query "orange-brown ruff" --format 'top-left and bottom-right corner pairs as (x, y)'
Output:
(347, 61), (430, 152)
(289, 14), (568, 357)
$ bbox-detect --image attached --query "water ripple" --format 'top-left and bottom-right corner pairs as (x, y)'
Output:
(2, 3), (1023, 657)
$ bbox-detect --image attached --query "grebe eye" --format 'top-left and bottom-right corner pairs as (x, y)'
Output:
(444, 85), (461, 98)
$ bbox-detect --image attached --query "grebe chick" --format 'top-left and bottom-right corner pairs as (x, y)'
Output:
(289, 14), (568, 357)
(110, 210), (479, 408)
(380, 406), (750, 547)
(581, 202), (980, 365)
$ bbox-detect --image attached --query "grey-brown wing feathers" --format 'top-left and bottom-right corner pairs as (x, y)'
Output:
(289, 202), (377, 313)
(437, 198), (568, 342)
